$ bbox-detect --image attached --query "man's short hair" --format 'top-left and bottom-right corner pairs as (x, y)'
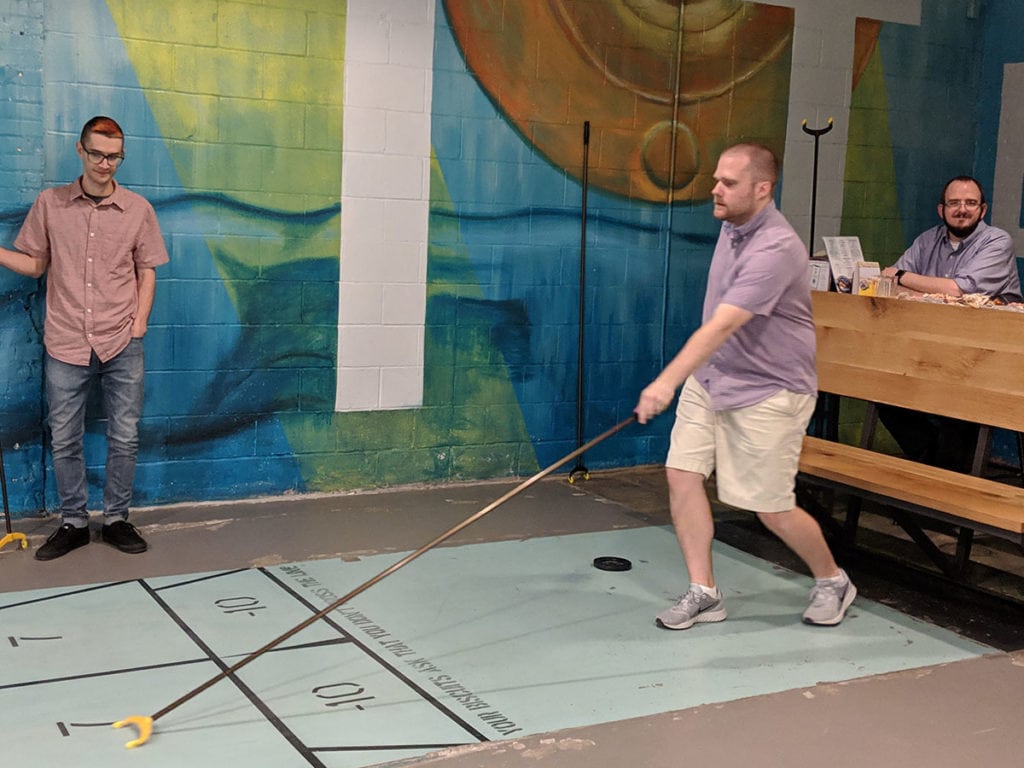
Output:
(81, 116), (124, 144)
(941, 175), (986, 206)
(722, 142), (780, 186)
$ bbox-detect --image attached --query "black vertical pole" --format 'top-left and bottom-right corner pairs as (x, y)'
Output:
(569, 121), (590, 483)
(801, 117), (837, 440)
(1, 440), (10, 535)
(800, 117), (833, 254)
(0, 438), (27, 550)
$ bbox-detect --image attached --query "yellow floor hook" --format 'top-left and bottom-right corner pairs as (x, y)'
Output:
(0, 532), (27, 551)
(113, 715), (153, 749)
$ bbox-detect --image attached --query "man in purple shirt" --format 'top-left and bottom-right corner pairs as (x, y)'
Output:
(0, 116), (169, 560)
(634, 143), (855, 629)
(878, 176), (1021, 470)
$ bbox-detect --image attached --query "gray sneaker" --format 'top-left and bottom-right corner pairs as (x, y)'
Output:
(655, 585), (727, 630)
(802, 570), (857, 626)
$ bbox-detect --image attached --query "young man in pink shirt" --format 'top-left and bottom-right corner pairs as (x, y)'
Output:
(0, 116), (169, 560)
(634, 143), (855, 629)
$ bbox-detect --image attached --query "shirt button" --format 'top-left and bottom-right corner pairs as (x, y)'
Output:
(90, 232), (95, 237)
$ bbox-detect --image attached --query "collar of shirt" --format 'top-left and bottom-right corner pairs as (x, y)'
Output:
(722, 201), (776, 248)
(71, 177), (127, 210)
(942, 219), (988, 251)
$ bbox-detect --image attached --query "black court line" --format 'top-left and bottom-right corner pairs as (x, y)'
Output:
(0, 641), (360, 694)
(0, 580), (137, 610)
(0, 657), (212, 691)
(56, 721), (114, 737)
(210, 636), (352, 662)
(150, 568), (251, 591)
(9, 634), (62, 646)
(251, 637), (353, 654)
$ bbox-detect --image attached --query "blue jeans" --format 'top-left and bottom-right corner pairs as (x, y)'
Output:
(45, 339), (145, 525)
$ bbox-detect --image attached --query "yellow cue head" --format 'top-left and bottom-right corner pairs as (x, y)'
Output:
(113, 715), (153, 749)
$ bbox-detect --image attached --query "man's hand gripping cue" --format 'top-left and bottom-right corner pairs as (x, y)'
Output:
(632, 303), (753, 425)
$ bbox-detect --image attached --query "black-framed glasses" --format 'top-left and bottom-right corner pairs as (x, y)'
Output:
(83, 147), (125, 167)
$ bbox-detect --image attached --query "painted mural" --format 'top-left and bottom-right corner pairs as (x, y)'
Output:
(447, 0), (796, 203)
(0, 0), (1018, 517)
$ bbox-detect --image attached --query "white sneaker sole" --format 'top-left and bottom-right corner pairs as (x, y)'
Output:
(803, 582), (857, 626)
(656, 604), (728, 630)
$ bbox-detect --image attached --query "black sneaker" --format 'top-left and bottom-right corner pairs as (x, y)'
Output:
(35, 523), (90, 561)
(101, 520), (148, 554)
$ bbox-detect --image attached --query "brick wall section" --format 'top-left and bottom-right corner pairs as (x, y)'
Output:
(0, 1), (1015, 515)
(102, 0), (346, 505)
(337, 0), (436, 412)
(0, 0), (46, 514)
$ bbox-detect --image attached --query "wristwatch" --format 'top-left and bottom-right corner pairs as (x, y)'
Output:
(894, 269), (906, 286)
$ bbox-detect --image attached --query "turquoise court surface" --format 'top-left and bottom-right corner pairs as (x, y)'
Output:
(0, 526), (991, 767)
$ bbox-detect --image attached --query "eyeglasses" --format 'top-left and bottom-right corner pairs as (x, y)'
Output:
(83, 148), (125, 167)
(943, 199), (981, 210)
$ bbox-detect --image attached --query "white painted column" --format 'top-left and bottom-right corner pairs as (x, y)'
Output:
(336, 0), (436, 411)
(770, 0), (922, 250)
(992, 63), (1024, 258)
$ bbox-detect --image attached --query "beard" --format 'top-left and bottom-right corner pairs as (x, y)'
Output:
(947, 219), (981, 240)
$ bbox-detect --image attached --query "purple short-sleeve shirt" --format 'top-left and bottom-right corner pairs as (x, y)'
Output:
(15, 179), (169, 365)
(694, 202), (817, 410)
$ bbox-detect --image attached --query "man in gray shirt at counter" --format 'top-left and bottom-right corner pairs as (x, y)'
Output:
(880, 176), (1021, 469)
(634, 142), (856, 632)
(881, 175), (1021, 302)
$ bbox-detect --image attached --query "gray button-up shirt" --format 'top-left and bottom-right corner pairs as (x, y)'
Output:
(894, 220), (1022, 302)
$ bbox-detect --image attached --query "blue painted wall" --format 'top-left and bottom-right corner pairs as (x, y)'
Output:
(0, 0), (1021, 518)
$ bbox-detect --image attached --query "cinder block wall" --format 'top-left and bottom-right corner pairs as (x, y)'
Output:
(0, 0), (1017, 517)
(0, 0), (47, 510)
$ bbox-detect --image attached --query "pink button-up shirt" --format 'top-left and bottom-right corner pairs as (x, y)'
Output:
(15, 179), (169, 365)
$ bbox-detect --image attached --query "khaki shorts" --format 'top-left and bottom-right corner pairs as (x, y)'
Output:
(666, 378), (816, 513)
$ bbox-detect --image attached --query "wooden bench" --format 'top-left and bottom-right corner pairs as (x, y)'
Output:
(797, 291), (1024, 578)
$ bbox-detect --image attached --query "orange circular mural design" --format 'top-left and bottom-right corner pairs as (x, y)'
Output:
(444, 0), (879, 203)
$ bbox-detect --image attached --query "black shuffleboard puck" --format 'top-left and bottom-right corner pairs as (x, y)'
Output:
(593, 556), (632, 572)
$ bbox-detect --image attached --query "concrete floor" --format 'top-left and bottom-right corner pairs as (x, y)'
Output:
(3, 466), (1024, 768)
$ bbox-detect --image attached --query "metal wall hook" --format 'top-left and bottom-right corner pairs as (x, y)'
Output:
(801, 117), (834, 254)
